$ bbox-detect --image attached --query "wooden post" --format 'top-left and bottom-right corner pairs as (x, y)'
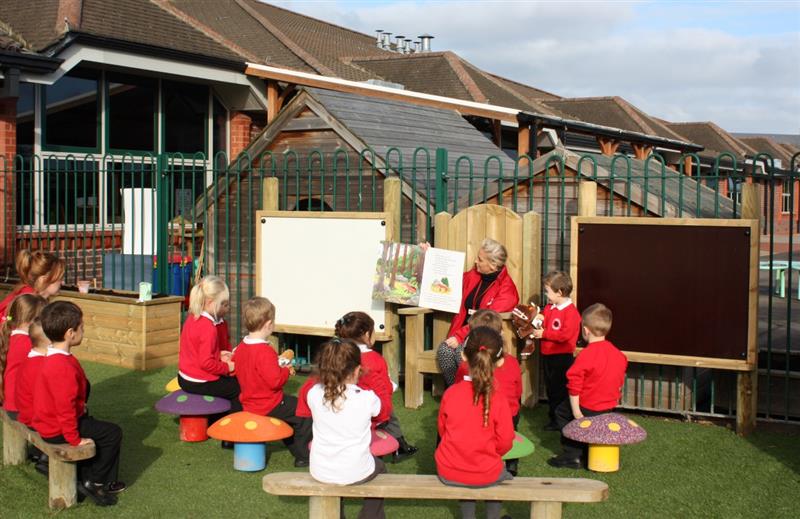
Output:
(402, 308), (427, 409)
(596, 137), (620, 156)
(2, 413), (26, 465)
(267, 80), (279, 125)
(531, 501), (562, 519)
(382, 177), (402, 380)
(492, 119), (503, 148)
(48, 459), (78, 510)
(737, 183), (760, 436)
(578, 181), (597, 217)
(432, 212), (453, 344)
(683, 156), (693, 177)
(309, 495), (341, 519)
(522, 211), (542, 407)
(518, 124), (531, 172)
(262, 177), (279, 211)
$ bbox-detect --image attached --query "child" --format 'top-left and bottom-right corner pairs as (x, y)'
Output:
(0, 249), (64, 320)
(14, 319), (49, 427)
(453, 310), (522, 475)
(335, 311), (417, 462)
(32, 301), (124, 506)
(548, 303), (628, 469)
(307, 338), (386, 519)
(233, 296), (311, 467)
(528, 271), (580, 431)
(436, 326), (515, 519)
(177, 276), (241, 415)
(0, 293), (47, 419)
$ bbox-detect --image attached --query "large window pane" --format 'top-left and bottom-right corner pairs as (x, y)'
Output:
(44, 70), (99, 150)
(169, 164), (206, 219)
(108, 74), (156, 152)
(15, 157), (35, 226)
(105, 161), (156, 224)
(213, 95), (227, 169)
(16, 82), (34, 156)
(42, 159), (99, 225)
(164, 81), (206, 155)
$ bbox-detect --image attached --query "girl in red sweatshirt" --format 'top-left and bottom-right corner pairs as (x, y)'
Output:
(177, 276), (241, 415)
(335, 311), (417, 462)
(436, 326), (515, 519)
(14, 319), (49, 427)
(0, 293), (46, 419)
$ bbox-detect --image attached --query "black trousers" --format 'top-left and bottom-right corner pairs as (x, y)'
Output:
(542, 353), (574, 422)
(266, 394), (311, 463)
(43, 415), (122, 484)
(178, 375), (242, 423)
(554, 399), (612, 459)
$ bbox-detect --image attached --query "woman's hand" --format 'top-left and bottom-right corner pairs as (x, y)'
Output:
(226, 360), (235, 372)
(444, 336), (459, 348)
(419, 242), (431, 252)
(220, 351), (232, 362)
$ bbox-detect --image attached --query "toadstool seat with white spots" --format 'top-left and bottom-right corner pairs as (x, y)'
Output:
(562, 412), (646, 472)
(207, 412), (293, 472)
(154, 390), (231, 442)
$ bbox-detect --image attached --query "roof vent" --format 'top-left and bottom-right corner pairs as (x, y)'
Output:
(404, 39), (413, 54)
(381, 32), (392, 50)
(395, 35), (405, 52)
(375, 29), (384, 48)
(419, 34), (434, 52)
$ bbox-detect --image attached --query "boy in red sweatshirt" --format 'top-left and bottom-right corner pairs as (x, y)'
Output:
(233, 296), (311, 467)
(529, 271), (580, 431)
(32, 301), (124, 506)
(548, 303), (628, 469)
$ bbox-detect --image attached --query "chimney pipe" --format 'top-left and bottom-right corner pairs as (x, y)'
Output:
(414, 41), (421, 53)
(375, 29), (384, 47)
(404, 39), (413, 54)
(395, 35), (405, 52)
(419, 34), (434, 52)
(381, 32), (392, 50)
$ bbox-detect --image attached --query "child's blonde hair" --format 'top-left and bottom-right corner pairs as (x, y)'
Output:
(29, 320), (49, 350)
(188, 276), (229, 318)
(468, 308), (502, 333)
(243, 296), (275, 333)
(582, 303), (612, 337)
(0, 294), (47, 401)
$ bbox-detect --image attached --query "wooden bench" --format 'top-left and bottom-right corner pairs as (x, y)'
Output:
(2, 410), (96, 510)
(263, 472), (608, 519)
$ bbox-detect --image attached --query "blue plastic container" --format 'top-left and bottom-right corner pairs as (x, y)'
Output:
(152, 258), (192, 296)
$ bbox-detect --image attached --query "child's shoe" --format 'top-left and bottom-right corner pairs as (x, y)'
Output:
(105, 481), (127, 494)
(505, 458), (519, 477)
(546, 454), (582, 469)
(78, 480), (118, 506)
(391, 436), (418, 463)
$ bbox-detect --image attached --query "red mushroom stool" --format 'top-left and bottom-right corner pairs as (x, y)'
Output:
(562, 412), (647, 472)
(155, 390), (231, 442)
(207, 412), (293, 472)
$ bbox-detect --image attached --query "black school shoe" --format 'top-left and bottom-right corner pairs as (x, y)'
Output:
(546, 454), (582, 469)
(293, 459), (310, 468)
(105, 481), (127, 494)
(391, 436), (418, 463)
(505, 458), (519, 477)
(77, 480), (118, 506)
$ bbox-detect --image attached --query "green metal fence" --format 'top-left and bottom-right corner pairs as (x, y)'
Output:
(3, 147), (798, 422)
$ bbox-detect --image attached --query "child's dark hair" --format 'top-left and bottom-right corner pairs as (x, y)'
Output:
(543, 270), (573, 297)
(317, 338), (361, 411)
(463, 326), (503, 427)
(468, 309), (503, 333)
(334, 311), (374, 342)
(40, 301), (83, 342)
(243, 296), (275, 333)
(0, 294), (47, 402)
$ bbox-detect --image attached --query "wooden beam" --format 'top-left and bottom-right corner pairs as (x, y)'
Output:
(382, 177), (402, 381)
(683, 155), (693, 177)
(278, 84), (296, 106)
(596, 137), (620, 156)
(737, 183), (760, 436)
(631, 143), (653, 160)
(492, 119), (502, 148)
(518, 124), (531, 173)
(267, 80), (279, 124)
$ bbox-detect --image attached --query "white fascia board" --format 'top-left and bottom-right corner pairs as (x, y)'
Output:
(19, 44), (266, 109)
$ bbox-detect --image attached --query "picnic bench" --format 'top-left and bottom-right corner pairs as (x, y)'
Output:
(263, 472), (609, 519)
(2, 409), (96, 510)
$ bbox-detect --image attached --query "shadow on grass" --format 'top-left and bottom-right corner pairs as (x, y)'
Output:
(745, 422), (800, 475)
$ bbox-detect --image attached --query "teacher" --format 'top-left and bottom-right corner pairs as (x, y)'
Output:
(436, 238), (519, 386)
(0, 250), (65, 320)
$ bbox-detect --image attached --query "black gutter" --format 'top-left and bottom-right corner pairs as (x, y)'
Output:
(0, 50), (62, 74)
(518, 111), (704, 152)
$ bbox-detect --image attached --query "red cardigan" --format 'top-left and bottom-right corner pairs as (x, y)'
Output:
(295, 375), (317, 418)
(32, 352), (88, 445)
(14, 352), (45, 425)
(358, 348), (393, 426)
(539, 302), (581, 356)
(435, 379), (515, 486)
(233, 338), (289, 415)
(566, 340), (628, 412)
(0, 285), (35, 321)
(2, 332), (32, 412)
(447, 266), (519, 343)
(178, 314), (230, 381)
(455, 353), (522, 416)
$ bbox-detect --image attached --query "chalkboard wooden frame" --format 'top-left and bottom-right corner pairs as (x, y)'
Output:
(570, 216), (758, 371)
(256, 210), (392, 341)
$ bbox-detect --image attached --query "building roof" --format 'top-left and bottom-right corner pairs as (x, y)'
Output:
(664, 121), (756, 160)
(738, 136), (794, 169)
(541, 96), (689, 146)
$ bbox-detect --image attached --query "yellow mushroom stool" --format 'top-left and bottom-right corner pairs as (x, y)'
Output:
(562, 413), (647, 473)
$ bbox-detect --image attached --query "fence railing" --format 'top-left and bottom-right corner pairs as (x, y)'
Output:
(3, 147), (798, 423)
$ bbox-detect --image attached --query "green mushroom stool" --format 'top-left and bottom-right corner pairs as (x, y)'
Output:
(502, 432), (535, 460)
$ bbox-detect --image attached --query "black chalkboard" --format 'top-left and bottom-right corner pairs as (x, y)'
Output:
(575, 221), (752, 361)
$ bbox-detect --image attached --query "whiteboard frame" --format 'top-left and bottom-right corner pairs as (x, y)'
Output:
(255, 210), (393, 341)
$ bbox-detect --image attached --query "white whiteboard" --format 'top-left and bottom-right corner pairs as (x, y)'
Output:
(256, 211), (390, 339)
(122, 188), (156, 255)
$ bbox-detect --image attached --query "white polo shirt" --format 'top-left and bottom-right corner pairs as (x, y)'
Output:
(307, 383), (380, 485)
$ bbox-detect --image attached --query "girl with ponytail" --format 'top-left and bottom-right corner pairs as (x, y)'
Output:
(435, 326), (515, 519)
(0, 250), (65, 320)
(0, 294), (47, 417)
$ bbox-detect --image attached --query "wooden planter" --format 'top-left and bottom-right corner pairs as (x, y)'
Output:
(0, 284), (183, 370)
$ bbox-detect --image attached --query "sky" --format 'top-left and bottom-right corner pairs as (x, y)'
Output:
(271, 0), (800, 135)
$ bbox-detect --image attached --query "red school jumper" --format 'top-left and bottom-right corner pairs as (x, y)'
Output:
(539, 301), (581, 356)
(14, 350), (46, 426)
(356, 344), (393, 426)
(233, 337), (290, 415)
(447, 267), (519, 343)
(435, 379), (515, 486)
(295, 376), (316, 418)
(178, 313), (229, 381)
(2, 331), (32, 412)
(566, 340), (628, 411)
(32, 351), (88, 445)
(455, 353), (522, 417)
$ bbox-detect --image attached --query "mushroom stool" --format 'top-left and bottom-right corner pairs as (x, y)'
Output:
(155, 391), (231, 442)
(207, 412), (293, 472)
(165, 377), (180, 393)
(502, 432), (535, 461)
(563, 413), (646, 472)
(369, 430), (399, 457)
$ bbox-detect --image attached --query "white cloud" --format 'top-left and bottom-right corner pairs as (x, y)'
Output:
(271, 0), (800, 133)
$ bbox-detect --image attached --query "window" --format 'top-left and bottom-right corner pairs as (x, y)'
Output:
(105, 161), (156, 224)
(727, 177), (743, 204)
(44, 69), (100, 151)
(16, 82), (35, 156)
(781, 179), (793, 214)
(107, 74), (156, 152)
(163, 81), (207, 155)
(42, 159), (99, 225)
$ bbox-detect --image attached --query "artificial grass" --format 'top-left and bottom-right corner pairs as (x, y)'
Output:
(0, 361), (798, 518)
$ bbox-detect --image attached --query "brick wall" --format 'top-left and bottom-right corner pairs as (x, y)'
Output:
(229, 111), (252, 160)
(0, 97), (16, 267)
